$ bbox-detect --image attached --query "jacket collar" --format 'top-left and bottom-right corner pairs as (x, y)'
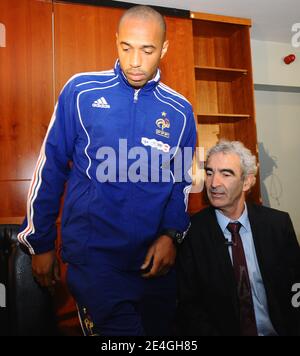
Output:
(215, 203), (251, 235)
(114, 59), (161, 92)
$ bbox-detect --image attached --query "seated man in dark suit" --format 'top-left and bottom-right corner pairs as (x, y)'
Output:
(177, 140), (300, 336)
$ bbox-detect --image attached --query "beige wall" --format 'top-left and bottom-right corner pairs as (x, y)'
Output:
(251, 39), (300, 87)
(252, 39), (300, 243)
(255, 90), (300, 243)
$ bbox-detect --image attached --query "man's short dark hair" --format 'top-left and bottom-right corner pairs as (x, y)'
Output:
(118, 5), (166, 41)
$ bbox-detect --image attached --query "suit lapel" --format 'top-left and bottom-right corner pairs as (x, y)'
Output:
(207, 208), (240, 318)
(247, 204), (274, 295)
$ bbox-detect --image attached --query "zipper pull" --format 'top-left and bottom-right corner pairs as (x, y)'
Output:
(134, 89), (140, 103)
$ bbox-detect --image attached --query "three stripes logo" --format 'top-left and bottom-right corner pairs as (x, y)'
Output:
(92, 97), (110, 109)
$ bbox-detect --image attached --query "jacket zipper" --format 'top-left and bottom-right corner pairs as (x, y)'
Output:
(129, 89), (140, 254)
(129, 89), (140, 144)
(134, 89), (140, 103)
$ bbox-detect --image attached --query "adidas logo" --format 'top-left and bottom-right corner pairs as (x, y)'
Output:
(92, 97), (110, 109)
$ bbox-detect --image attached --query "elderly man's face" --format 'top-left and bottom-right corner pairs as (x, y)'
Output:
(116, 16), (168, 88)
(205, 152), (254, 214)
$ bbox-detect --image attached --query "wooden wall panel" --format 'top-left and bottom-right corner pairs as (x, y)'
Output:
(0, 0), (53, 219)
(54, 3), (122, 96)
(160, 16), (196, 105)
(53, 3), (196, 102)
(0, 180), (31, 222)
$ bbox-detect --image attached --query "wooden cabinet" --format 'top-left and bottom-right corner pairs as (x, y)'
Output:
(0, 0), (53, 222)
(189, 12), (261, 213)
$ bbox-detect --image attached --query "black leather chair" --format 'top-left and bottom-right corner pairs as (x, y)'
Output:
(0, 225), (58, 336)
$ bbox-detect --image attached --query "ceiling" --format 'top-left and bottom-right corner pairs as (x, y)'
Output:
(115, 0), (300, 43)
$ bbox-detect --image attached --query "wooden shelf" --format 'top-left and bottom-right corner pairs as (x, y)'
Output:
(195, 66), (248, 75)
(191, 12), (252, 27)
(195, 66), (248, 82)
(190, 12), (260, 212)
(193, 19), (252, 71)
(198, 113), (250, 118)
(197, 113), (251, 124)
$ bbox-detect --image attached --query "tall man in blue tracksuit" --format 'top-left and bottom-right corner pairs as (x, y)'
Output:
(18, 5), (196, 335)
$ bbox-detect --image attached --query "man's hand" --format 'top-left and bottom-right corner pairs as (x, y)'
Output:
(141, 235), (176, 278)
(31, 250), (60, 293)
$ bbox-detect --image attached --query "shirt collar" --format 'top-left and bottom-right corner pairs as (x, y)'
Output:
(215, 203), (250, 234)
(114, 59), (160, 91)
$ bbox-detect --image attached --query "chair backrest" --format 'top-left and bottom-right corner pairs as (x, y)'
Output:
(0, 226), (9, 335)
(0, 225), (58, 336)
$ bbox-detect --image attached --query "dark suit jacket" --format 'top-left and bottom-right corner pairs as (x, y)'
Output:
(177, 204), (300, 336)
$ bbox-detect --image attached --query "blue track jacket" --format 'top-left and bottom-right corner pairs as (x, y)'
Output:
(18, 60), (196, 270)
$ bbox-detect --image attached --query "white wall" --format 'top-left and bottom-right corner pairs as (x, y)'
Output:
(252, 39), (300, 242)
(255, 90), (300, 242)
(251, 39), (300, 87)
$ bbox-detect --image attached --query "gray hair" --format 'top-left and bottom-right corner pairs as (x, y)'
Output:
(118, 5), (166, 41)
(206, 140), (258, 178)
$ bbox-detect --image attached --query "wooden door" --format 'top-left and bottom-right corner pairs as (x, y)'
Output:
(0, 0), (53, 223)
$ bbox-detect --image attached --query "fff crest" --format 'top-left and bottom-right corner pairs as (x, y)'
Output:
(156, 112), (170, 139)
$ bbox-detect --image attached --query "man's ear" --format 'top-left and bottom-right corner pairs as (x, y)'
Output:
(243, 174), (256, 192)
(160, 40), (169, 59)
(116, 32), (119, 45)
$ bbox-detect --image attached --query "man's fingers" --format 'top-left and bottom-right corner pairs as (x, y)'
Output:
(148, 256), (162, 276)
(141, 246), (155, 270)
(31, 250), (56, 284)
(34, 272), (52, 288)
(43, 274), (53, 288)
(156, 266), (170, 276)
(31, 251), (59, 289)
(32, 270), (43, 285)
(33, 268), (57, 288)
(53, 259), (61, 282)
(142, 255), (164, 278)
(141, 235), (176, 278)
